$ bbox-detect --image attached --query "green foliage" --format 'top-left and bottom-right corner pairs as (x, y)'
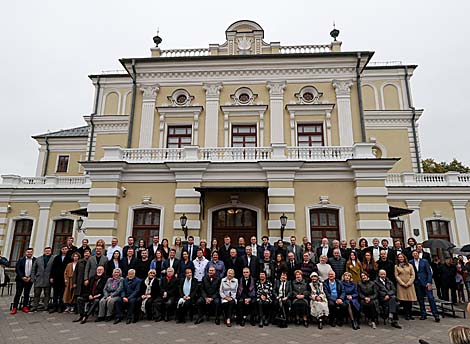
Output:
(422, 158), (470, 173)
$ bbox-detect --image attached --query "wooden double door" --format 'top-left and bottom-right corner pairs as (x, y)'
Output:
(212, 207), (257, 245)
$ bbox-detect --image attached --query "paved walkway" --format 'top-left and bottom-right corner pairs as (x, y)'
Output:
(0, 294), (467, 344)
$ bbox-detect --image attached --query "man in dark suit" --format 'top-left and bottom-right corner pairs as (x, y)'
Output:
(375, 269), (401, 328)
(259, 236), (275, 259)
(50, 245), (71, 313)
(195, 266), (221, 324)
(242, 246), (259, 279)
(183, 236), (198, 261)
(161, 267), (179, 321)
(10, 248), (35, 314)
(316, 237), (333, 262)
(286, 252), (299, 281)
(122, 236), (137, 258)
(258, 249), (275, 282)
(176, 267), (198, 323)
(404, 237), (417, 260)
(65, 237), (78, 259)
(218, 235), (233, 266)
(77, 239), (91, 259)
(369, 238), (382, 262)
(440, 256), (457, 304)
(236, 267), (256, 326)
(380, 239), (396, 263)
(121, 247), (137, 277)
(273, 271), (292, 327)
(411, 250), (440, 322)
(415, 243), (432, 264)
(162, 249), (180, 278)
(225, 248), (244, 279)
(115, 269), (142, 324)
(346, 239), (359, 260)
(287, 236), (304, 263)
(147, 235), (161, 261)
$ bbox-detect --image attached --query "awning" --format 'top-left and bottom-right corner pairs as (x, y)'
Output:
(388, 206), (413, 218)
(70, 208), (88, 217)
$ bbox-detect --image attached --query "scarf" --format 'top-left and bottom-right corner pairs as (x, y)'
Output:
(141, 277), (155, 313)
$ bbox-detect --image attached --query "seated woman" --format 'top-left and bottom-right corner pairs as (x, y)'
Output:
(308, 272), (329, 329)
(290, 270), (310, 327)
(139, 269), (159, 320)
(256, 271), (273, 328)
(220, 268), (238, 327)
(342, 272), (361, 330)
(357, 271), (379, 329)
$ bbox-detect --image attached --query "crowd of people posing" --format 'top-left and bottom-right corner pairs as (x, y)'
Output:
(7, 234), (470, 331)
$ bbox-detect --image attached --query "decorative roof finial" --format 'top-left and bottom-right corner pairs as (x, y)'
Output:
(330, 21), (340, 41)
(153, 27), (162, 47)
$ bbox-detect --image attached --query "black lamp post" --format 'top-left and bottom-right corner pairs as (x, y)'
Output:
(77, 217), (85, 233)
(180, 213), (188, 240)
(280, 213), (288, 241)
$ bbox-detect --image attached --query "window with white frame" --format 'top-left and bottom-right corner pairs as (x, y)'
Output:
(56, 155), (69, 173)
(231, 125), (257, 147)
(297, 123), (324, 146)
(167, 125), (192, 148)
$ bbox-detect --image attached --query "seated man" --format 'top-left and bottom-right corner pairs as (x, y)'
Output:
(115, 269), (141, 324)
(273, 271), (292, 327)
(176, 267), (198, 323)
(96, 268), (124, 322)
(160, 267), (179, 321)
(323, 270), (347, 327)
(256, 271), (273, 327)
(375, 269), (401, 329)
(74, 265), (107, 324)
(195, 266), (221, 325)
(236, 267), (256, 326)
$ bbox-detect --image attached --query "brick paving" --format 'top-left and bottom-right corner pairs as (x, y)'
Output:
(0, 293), (467, 344)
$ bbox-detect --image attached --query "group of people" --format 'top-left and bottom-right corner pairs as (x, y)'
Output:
(7, 234), (468, 331)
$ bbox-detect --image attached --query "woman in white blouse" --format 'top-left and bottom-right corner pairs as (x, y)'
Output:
(219, 268), (238, 327)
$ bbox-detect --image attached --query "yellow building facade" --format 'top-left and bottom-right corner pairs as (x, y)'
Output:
(1, 20), (469, 264)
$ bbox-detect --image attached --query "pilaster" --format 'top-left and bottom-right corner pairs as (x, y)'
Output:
(266, 81), (286, 144)
(33, 201), (52, 253)
(332, 80), (354, 146)
(405, 200), (423, 242)
(203, 83), (223, 147)
(451, 200), (470, 246)
(138, 84), (159, 148)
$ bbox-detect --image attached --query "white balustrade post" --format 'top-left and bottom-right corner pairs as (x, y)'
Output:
(1, 175), (20, 185)
(271, 143), (287, 160)
(332, 80), (354, 146)
(401, 172), (416, 186)
(266, 81), (286, 144)
(353, 143), (375, 159)
(138, 84), (159, 148)
(184, 146), (199, 161)
(45, 176), (57, 185)
(203, 83), (223, 147)
(451, 200), (470, 245)
(445, 171), (461, 186)
(101, 146), (123, 161)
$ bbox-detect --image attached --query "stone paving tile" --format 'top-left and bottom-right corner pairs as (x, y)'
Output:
(0, 294), (467, 344)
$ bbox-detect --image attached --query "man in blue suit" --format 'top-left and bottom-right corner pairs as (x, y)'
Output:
(411, 250), (440, 322)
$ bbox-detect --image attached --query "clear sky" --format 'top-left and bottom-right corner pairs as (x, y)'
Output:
(1, 0), (469, 176)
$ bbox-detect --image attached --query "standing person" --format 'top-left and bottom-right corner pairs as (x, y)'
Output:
(259, 236), (275, 259)
(304, 242), (316, 263)
(290, 270), (310, 327)
(193, 248), (209, 283)
(10, 248), (35, 314)
(0, 251), (9, 288)
(63, 252), (81, 313)
(404, 237), (417, 260)
(242, 246), (260, 279)
(147, 235), (161, 261)
(121, 247), (137, 278)
(300, 252), (318, 282)
(134, 249), (151, 280)
(199, 239), (211, 261)
(31, 246), (55, 311)
(172, 237), (184, 260)
(392, 239), (404, 257)
(206, 251), (225, 279)
(463, 255), (470, 302)
(160, 239), (170, 260)
(369, 238), (381, 262)
(72, 249), (91, 304)
(136, 239), (147, 260)
(346, 239), (359, 259)
(273, 253), (287, 281)
(149, 250), (164, 279)
(178, 251), (195, 280)
(441, 256), (458, 304)
(456, 261), (466, 303)
(236, 236), (246, 257)
(74, 265), (106, 324)
(415, 243), (432, 264)
(65, 237), (78, 259)
(106, 238), (122, 260)
(76, 239), (91, 258)
(50, 245), (71, 313)
(183, 235), (198, 261)
(346, 251), (363, 284)
(381, 239), (395, 262)
(225, 248), (244, 279)
(394, 253), (417, 320)
(411, 250), (440, 322)
(210, 238), (219, 255)
(431, 255), (443, 299)
(357, 238), (369, 262)
(122, 236), (137, 258)
(316, 238), (333, 263)
(375, 269), (402, 328)
(219, 235), (233, 266)
(342, 272), (361, 330)
(286, 252), (299, 281)
(106, 250), (123, 278)
(84, 246), (108, 284)
(287, 236), (303, 264)
(249, 236), (261, 260)
(308, 272), (329, 329)
(357, 271), (379, 329)
(329, 248), (346, 279)
(91, 239), (107, 257)
(378, 250), (396, 285)
(340, 240), (349, 259)
(258, 249), (275, 282)
(275, 239), (287, 260)
(220, 268), (238, 327)
(256, 271), (273, 327)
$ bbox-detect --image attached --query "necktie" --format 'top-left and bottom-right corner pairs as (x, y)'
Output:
(189, 245), (193, 259)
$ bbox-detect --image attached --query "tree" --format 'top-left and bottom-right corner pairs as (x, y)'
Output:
(422, 158), (470, 173)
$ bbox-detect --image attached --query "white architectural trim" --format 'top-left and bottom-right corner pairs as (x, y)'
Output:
(421, 217), (456, 243)
(268, 219), (296, 230)
(267, 204), (295, 213)
(361, 83), (379, 110)
(220, 105), (267, 147)
(173, 219), (201, 230)
(35, 148), (47, 177)
(4, 216), (36, 261)
(174, 204), (201, 214)
(126, 204), (164, 241)
(356, 220), (392, 230)
(85, 219), (117, 229)
(87, 203), (120, 213)
(89, 188), (120, 197)
(175, 189), (201, 198)
(268, 188), (295, 197)
(157, 106), (203, 148)
(354, 187), (388, 197)
(46, 216), (77, 250)
(380, 82), (404, 110)
(0, 218), (7, 225)
(355, 203), (390, 213)
(122, 90), (132, 115)
(207, 203), (262, 243)
(451, 200), (469, 245)
(332, 79), (354, 146)
(305, 204), (346, 242)
(54, 154), (70, 174)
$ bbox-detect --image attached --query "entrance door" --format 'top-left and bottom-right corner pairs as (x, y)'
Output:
(212, 207), (257, 245)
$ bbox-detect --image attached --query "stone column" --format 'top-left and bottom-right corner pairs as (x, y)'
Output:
(332, 80), (354, 146)
(266, 81), (286, 144)
(34, 201), (52, 253)
(406, 200), (423, 242)
(203, 83), (223, 147)
(451, 200), (469, 245)
(138, 84), (159, 148)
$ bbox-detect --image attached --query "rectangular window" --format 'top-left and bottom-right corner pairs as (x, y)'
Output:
(10, 220), (33, 267)
(56, 155), (69, 173)
(232, 125), (257, 147)
(167, 125), (192, 148)
(310, 209), (339, 247)
(297, 123), (324, 146)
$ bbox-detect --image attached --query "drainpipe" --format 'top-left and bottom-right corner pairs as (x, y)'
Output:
(127, 59), (137, 148)
(88, 76), (101, 161)
(42, 136), (50, 176)
(356, 53), (366, 142)
(404, 66), (422, 173)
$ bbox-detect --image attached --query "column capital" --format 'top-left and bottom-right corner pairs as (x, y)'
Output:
(405, 199), (422, 209)
(37, 200), (52, 210)
(332, 79), (353, 97)
(266, 81), (286, 97)
(203, 82), (223, 98)
(451, 199), (468, 209)
(140, 84), (160, 101)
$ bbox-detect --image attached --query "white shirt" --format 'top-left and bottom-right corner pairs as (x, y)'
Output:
(414, 259), (420, 271)
(372, 246), (380, 261)
(322, 246), (329, 257)
(193, 257), (208, 282)
(107, 245), (122, 260)
(25, 258), (33, 277)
